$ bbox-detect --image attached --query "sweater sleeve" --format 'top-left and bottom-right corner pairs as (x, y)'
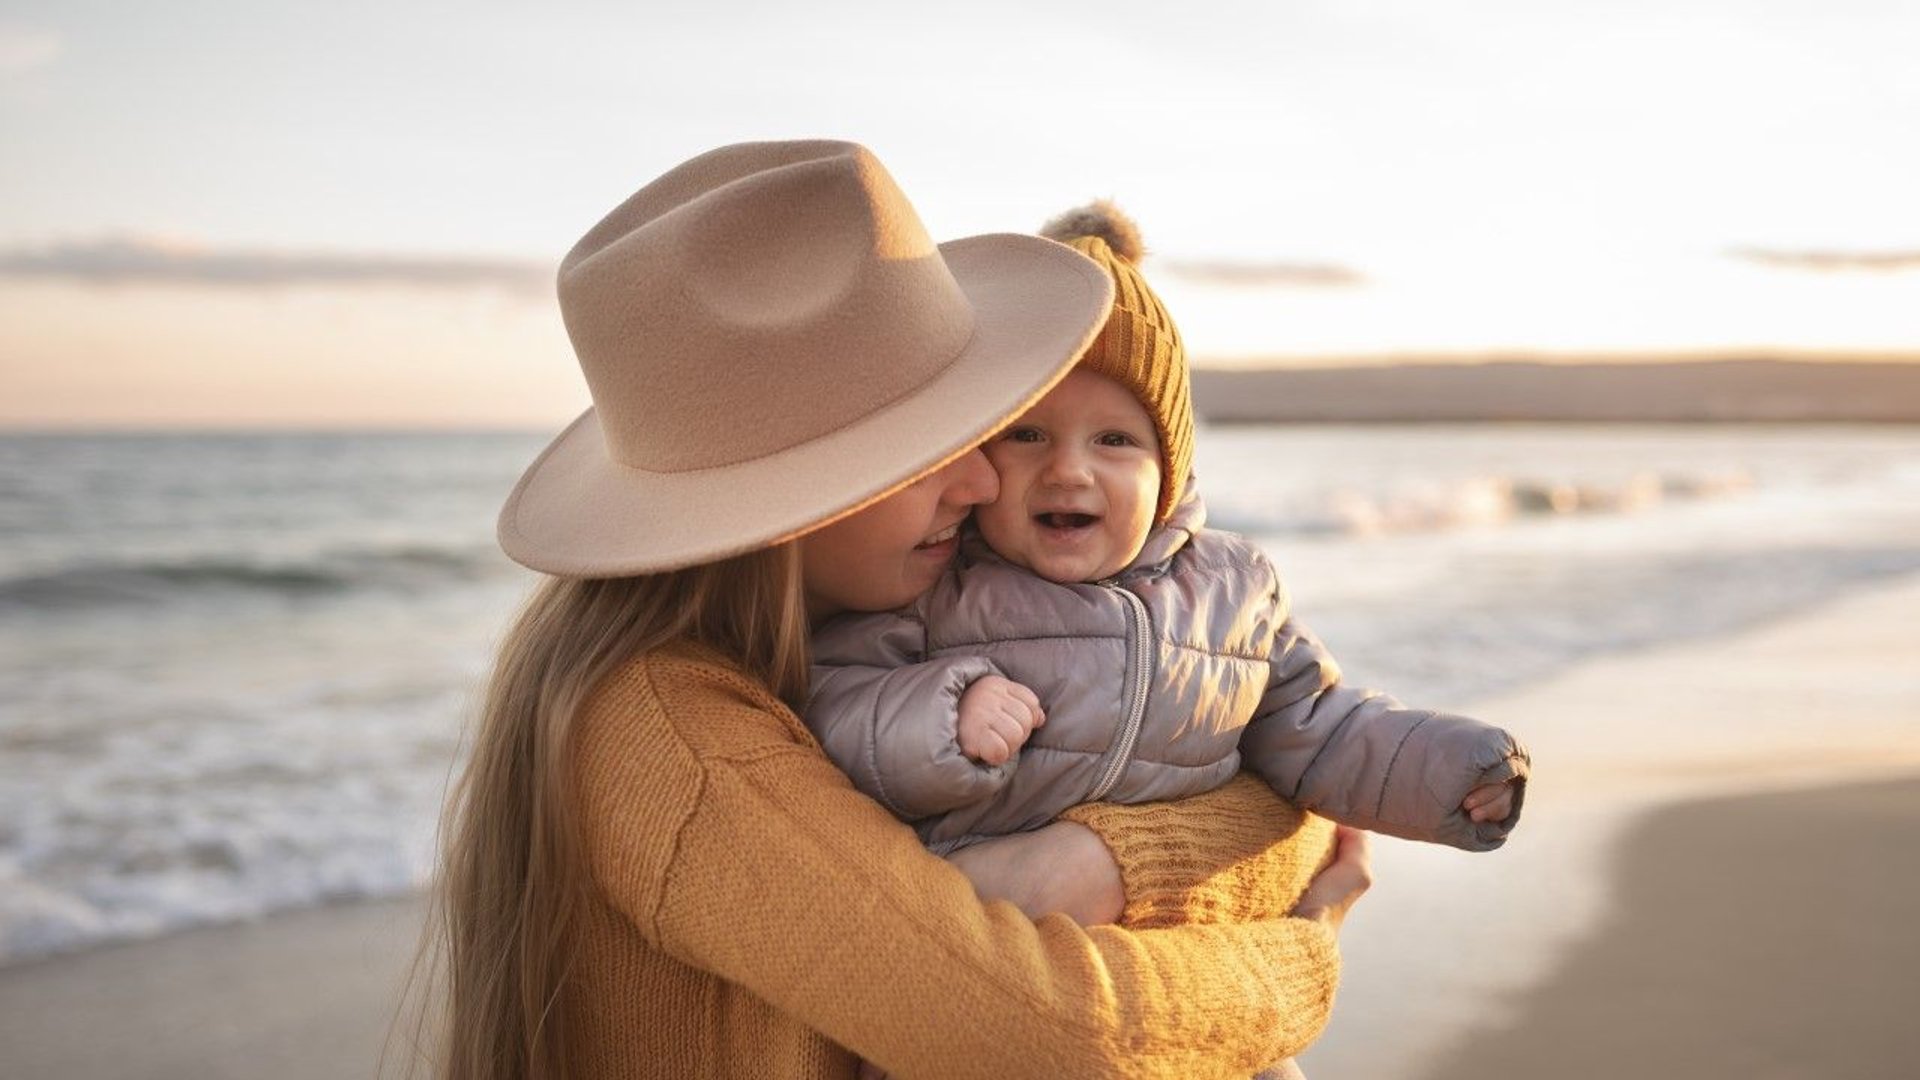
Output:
(808, 608), (1014, 819)
(580, 652), (1341, 1080)
(1060, 773), (1338, 930)
(1237, 565), (1531, 852)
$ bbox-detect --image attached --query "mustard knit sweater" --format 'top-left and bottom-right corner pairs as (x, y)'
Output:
(566, 643), (1340, 1079)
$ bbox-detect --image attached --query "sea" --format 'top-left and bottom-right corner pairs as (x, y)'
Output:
(3, 423), (1919, 967)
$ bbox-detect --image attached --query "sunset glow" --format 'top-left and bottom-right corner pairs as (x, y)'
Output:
(2, 1), (1917, 427)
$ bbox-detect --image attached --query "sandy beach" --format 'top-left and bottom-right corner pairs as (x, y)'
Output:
(1423, 777), (1920, 1080)
(0, 897), (424, 1080)
(4, 574), (1918, 1079)
(1299, 572), (1920, 1079)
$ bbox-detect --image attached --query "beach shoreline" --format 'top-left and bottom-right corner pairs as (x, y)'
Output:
(1421, 776), (1920, 1080)
(1296, 571), (1920, 1078)
(0, 896), (425, 1080)
(4, 575), (1918, 1079)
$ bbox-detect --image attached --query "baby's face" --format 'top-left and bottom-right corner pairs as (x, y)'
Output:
(977, 369), (1160, 584)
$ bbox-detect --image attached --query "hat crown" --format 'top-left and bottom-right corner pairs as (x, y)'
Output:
(558, 141), (975, 473)
(1044, 204), (1192, 524)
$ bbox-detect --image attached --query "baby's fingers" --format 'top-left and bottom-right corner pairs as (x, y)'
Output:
(1461, 783), (1502, 810)
(957, 712), (1009, 764)
(1005, 682), (1047, 728)
(1464, 783), (1514, 823)
(968, 727), (1012, 766)
(997, 699), (1039, 737)
(987, 709), (1033, 754)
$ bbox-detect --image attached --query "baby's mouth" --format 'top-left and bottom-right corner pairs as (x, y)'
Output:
(1035, 512), (1100, 531)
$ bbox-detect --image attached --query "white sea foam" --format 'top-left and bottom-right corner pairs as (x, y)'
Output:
(1205, 467), (1754, 537)
(1, 426), (1917, 967)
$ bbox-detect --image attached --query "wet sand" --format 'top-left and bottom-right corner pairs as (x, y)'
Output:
(0, 897), (424, 1080)
(1422, 777), (1920, 1080)
(1299, 573), (1920, 1079)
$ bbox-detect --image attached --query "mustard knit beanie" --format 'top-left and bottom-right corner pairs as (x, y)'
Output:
(1040, 201), (1192, 524)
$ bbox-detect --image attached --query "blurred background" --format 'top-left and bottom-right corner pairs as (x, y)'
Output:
(2, 2), (1916, 1077)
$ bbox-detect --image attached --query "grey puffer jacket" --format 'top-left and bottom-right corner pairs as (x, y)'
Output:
(807, 487), (1530, 855)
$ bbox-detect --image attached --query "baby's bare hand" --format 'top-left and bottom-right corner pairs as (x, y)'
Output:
(1463, 781), (1515, 824)
(957, 676), (1045, 766)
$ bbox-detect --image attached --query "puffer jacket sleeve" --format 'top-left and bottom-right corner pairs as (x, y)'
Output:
(1236, 562), (1531, 852)
(807, 607), (1015, 821)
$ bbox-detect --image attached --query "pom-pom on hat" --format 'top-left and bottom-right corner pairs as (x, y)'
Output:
(1040, 201), (1192, 524)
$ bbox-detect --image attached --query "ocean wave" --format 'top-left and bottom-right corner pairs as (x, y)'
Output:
(1208, 468), (1754, 538)
(0, 544), (512, 613)
(3, 427), (1915, 970)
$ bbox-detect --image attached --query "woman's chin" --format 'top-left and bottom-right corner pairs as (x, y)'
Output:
(896, 548), (956, 599)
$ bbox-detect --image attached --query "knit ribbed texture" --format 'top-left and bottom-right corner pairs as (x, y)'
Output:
(1061, 774), (1336, 930)
(1043, 206), (1194, 525)
(565, 642), (1342, 1079)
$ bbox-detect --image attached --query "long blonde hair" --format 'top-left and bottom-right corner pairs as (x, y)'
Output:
(394, 543), (810, 1079)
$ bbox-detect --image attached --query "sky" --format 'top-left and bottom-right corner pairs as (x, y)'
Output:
(2, 0), (1918, 428)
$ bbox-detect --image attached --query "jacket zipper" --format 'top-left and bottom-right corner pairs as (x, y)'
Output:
(1088, 581), (1153, 802)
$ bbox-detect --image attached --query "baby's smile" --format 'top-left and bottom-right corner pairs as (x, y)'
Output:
(1034, 511), (1100, 530)
(977, 370), (1162, 584)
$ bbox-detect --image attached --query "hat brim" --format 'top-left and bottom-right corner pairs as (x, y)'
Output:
(498, 233), (1113, 577)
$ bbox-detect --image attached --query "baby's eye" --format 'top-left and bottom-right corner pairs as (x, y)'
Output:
(1096, 432), (1139, 448)
(1003, 427), (1044, 444)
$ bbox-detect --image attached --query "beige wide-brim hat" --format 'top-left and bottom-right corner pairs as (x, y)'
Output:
(499, 140), (1114, 577)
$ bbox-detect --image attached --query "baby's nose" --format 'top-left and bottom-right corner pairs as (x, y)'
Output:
(1040, 448), (1093, 486)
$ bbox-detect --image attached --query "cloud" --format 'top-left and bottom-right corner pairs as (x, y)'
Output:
(0, 25), (61, 75)
(1727, 247), (1920, 273)
(0, 236), (550, 292)
(1160, 259), (1366, 288)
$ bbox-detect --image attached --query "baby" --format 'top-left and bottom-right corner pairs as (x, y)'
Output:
(807, 203), (1528, 865)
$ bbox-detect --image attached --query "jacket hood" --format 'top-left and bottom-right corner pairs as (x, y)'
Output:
(1130, 473), (1205, 571)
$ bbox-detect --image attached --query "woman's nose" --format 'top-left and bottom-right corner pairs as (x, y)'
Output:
(939, 448), (1000, 507)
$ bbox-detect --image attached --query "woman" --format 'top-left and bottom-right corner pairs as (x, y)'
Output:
(423, 140), (1371, 1079)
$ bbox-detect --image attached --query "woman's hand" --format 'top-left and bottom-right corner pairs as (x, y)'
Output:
(1288, 825), (1372, 932)
(945, 820), (1124, 925)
